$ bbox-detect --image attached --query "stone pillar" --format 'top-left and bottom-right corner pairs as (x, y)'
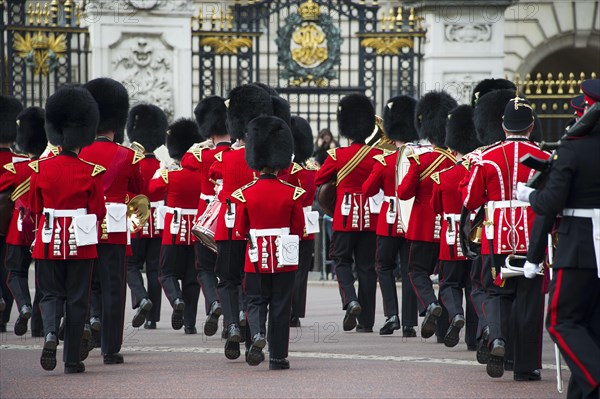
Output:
(410, 1), (514, 103)
(86, 0), (195, 120)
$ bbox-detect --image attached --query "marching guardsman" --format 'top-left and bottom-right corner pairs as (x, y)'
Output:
(520, 79), (600, 398)
(362, 95), (419, 337)
(80, 78), (143, 365)
(0, 95), (23, 332)
(208, 85), (272, 360)
(32, 86), (106, 373)
(237, 115), (305, 370)
(464, 95), (549, 380)
(125, 104), (168, 329)
(430, 104), (480, 349)
(149, 119), (202, 334)
(285, 116), (318, 328)
(314, 94), (382, 333)
(0, 107), (47, 337)
(396, 91), (457, 339)
(180, 96), (230, 336)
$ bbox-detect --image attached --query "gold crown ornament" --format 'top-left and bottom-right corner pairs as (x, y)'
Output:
(298, 0), (320, 21)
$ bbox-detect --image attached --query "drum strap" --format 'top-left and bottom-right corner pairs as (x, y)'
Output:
(336, 145), (372, 186)
(418, 149), (456, 182)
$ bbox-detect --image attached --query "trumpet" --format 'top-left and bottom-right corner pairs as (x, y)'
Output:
(499, 254), (544, 279)
(128, 194), (151, 234)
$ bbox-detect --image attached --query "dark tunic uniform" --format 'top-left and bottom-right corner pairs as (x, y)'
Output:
(0, 148), (16, 328)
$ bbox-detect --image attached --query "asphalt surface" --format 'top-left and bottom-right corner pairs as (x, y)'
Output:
(0, 273), (569, 398)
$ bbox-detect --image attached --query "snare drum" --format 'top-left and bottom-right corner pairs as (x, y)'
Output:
(192, 199), (221, 253)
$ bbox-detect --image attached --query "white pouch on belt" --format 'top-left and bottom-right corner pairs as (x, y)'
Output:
(248, 231), (259, 263)
(304, 210), (320, 234)
(105, 203), (128, 233)
(156, 205), (168, 230)
(278, 234), (299, 266)
(41, 210), (54, 244)
(386, 199), (397, 225)
(368, 190), (384, 214)
(73, 214), (98, 246)
(340, 194), (351, 216)
(224, 203), (236, 229)
(170, 207), (182, 235)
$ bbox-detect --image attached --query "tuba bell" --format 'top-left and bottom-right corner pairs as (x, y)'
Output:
(128, 194), (151, 233)
(366, 115), (396, 151)
(500, 254), (544, 279)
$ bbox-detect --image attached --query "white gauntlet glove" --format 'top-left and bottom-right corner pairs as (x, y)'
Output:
(516, 182), (535, 203)
(523, 261), (540, 279)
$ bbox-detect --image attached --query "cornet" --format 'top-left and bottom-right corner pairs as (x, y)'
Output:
(500, 254), (544, 279)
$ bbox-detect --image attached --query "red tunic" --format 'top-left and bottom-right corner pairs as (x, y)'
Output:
(463, 138), (550, 255)
(236, 175), (305, 274)
(314, 143), (382, 232)
(397, 147), (456, 242)
(29, 152), (107, 260)
(284, 162), (318, 240)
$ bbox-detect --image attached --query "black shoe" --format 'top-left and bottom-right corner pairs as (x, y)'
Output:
(80, 324), (91, 361)
(221, 325), (228, 339)
(379, 315), (400, 335)
(246, 333), (267, 366)
(132, 298), (152, 328)
(90, 329), (101, 350)
(504, 360), (514, 371)
(103, 353), (124, 364)
(0, 298), (5, 312)
(224, 339), (241, 360)
(402, 326), (417, 338)
(269, 358), (290, 370)
(420, 302), (442, 339)
(144, 320), (157, 329)
(343, 301), (362, 331)
(514, 370), (541, 381)
(486, 339), (505, 378)
(89, 316), (101, 332)
(171, 298), (185, 330)
(444, 314), (465, 348)
(204, 301), (222, 337)
(476, 327), (490, 364)
(40, 332), (58, 371)
(355, 325), (373, 333)
(226, 324), (241, 343)
(184, 326), (197, 334)
(64, 362), (85, 374)
(290, 317), (301, 328)
(31, 329), (44, 338)
(14, 304), (32, 336)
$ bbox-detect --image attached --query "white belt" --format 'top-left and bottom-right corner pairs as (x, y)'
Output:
(150, 200), (164, 208)
(200, 193), (215, 202)
(252, 228), (290, 237)
(43, 208), (87, 217)
(490, 200), (530, 209)
(443, 213), (461, 222)
(383, 196), (397, 203)
(166, 207), (197, 216)
(563, 208), (600, 278)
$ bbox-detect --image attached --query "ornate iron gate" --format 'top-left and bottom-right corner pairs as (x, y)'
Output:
(1, 0), (90, 107)
(192, 0), (426, 135)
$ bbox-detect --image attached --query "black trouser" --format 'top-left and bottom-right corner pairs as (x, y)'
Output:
(0, 237), (14, 325)
(469, 255), (488, 339)
(547, 268), (600, 399)
(215, 240), (246, 327)
(407, 240), (440, 314)
(93, 244), (127, 355)
(5, 245), (42, 330)
(375, 235), (418, 326)
(245, 271), (295, 359)
(331, 231), (377, 329)
(291, 240), (314, 319)
(482, 254), (544, 373)
(38, 259), (93, 364)
(439, 259), (478, 346)
(195, 242), (219, 315)
(159, 244), (200, 328)
(127, 237), (162, 322)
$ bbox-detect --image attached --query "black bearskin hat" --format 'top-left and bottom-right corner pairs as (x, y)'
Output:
(16, 107), (47, 156)
(383, 95), (418, 142)
(337, 94), (375, 141)
(166, 118), (202, 160)
(83, 77), (129, 143)
(226, 84), (274, 141)
(473, 88), (515, 145)
(271, 96), (291, 128)
(414, 91), (457, 147)
(246, 116), (293, 171)
(0, 95), (24, 143)
(290, 116), (313, 164)
(471, 78), (516, 107)
(445, 105), (481, 155)
(251, 82), (279, 96)
(127, 104), (168, 152)
(45, 86), (99, 151)
(193, 96), (228, 139)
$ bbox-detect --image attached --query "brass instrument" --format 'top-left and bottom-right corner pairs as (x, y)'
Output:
(128, 194), (151, 233)
(366, 115), (396, 151)
(499, 254), (544, 279)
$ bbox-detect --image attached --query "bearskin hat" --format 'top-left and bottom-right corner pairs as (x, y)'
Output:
(166, 118), (202, 160)
(246, 116), (293, 171)
(290, 116), (313, 164)
(251, 82), (279, 96)
(226, 84), (274, 141)
(471, 78), (516, 107)
(193, 96), (228, 139)
(16, 107), (47, 156)
(445, 105), (481, 155)
(414, 91), (457, 147)
(0, 95), (24, 143)
(45, 86), (99, 151)
(473, 88), (515, 145)
(383, 95), (418, 142)
(83, 77), (129, 143)
(126, 104), (167, 153)
(271, 96), (291, 128)
(337, 94), (375, 141)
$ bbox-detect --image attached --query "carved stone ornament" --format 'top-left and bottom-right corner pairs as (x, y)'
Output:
(111, 34), (174, 119)
(444, 24), (492, 43)
(88, 0), (194, 14)
(443, 72), (491, 104)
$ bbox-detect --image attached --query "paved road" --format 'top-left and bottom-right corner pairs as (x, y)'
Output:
(0, 278), (568, 398)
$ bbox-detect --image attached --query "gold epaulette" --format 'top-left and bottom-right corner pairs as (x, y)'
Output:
(79, 159), (107, 177)
(160, 169), (169, 184)
(191, 146), (205, 162)
(231, 179), (258, 203)
(279, 180), (306, 200)
(407, 153), (420, 165)
(132, 150), (144, 164)
(3, 163), (16, 174)
(430, 171), (440, 185)
(290, 162), (303, 175)
(48, 144), (60, 156)
(28, 160), (39, 173)
(382, 149), (394, 157)
(327, 148), (336, 161)
(214, 152), (223, 162)
(373, 154), (386, 166)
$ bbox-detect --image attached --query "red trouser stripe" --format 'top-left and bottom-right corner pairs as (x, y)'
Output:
(548, 269), (598, 387)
